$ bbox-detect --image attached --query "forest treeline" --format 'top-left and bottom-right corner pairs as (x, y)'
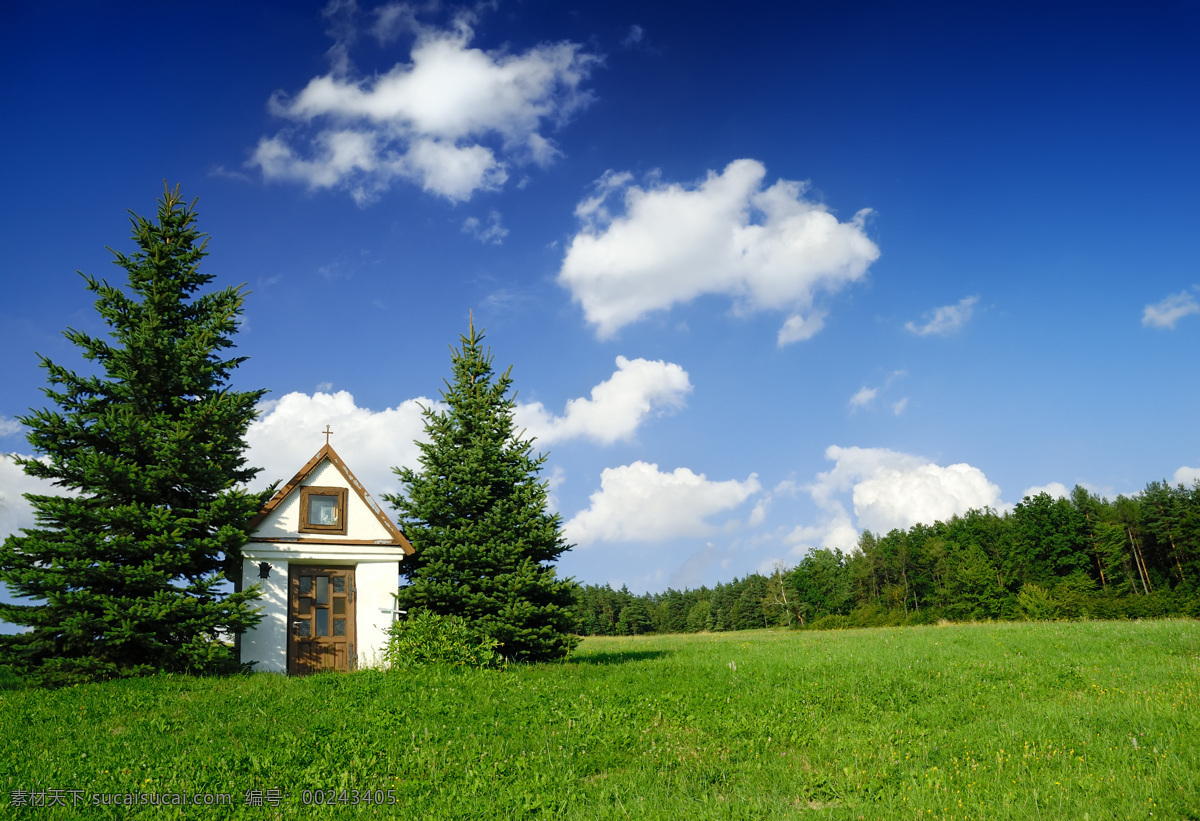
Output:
(572, 480), (1200, 634)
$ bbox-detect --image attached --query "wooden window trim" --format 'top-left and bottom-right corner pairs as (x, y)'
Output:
(299, 486), (348, 535)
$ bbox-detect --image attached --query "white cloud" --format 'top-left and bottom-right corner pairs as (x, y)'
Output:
(0, 416), (22, 438)
(514, 356), (691, 446)
(747, 497), (769, 527)
(558, 159), (880, 342)
(247, 390), (437, 498)
(1174, 466), (1200, 486)
(1021, 482), (1070, 501)
(777, 311), (826, 346)
(1142, 290), (1199, 330)
(401, 138), (507, 201)
(851, 461), (1001, 534)
(250, 8), (598, 203)
(537, 465), (567, 516)
(0, 454), (57, 542)
(773, 478), (801, 497)
(905, 295), (979, 336)
(784, 513), (860, 556)
(850, 370), (906, 413)
(462, 210), (509, 244)
(796, 445), (1002, 543)
(564, 461), (761, 545)
(848, 386), (877, 410)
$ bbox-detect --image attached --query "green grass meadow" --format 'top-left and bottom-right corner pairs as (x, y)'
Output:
(2, 620), (1198, 819)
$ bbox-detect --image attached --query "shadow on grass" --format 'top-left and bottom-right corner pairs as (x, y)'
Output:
(569, 650), (671, 666)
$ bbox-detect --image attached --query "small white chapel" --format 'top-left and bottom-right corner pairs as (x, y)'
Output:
(235, 435), (413, 674)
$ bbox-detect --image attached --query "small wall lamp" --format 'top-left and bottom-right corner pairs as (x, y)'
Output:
(257, 562), (272, 580)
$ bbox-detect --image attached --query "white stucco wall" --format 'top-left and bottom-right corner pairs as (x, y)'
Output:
(238, 549), (401, 673)
(239, 557), (290, 673)
(355, 561), (403, 668)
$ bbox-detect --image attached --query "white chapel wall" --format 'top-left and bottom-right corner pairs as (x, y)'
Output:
(355, 561), (401, 668)
(239, 557), (289, 673)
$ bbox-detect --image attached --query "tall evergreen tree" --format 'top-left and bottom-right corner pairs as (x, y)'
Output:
(385, 320), (579, 662)
(0, 185), (267, 686)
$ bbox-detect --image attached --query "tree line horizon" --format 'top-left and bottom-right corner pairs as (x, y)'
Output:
(572, 480), (1200, 635)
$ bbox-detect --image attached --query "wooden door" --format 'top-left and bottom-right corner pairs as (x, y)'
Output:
(288, 565), (357, 675)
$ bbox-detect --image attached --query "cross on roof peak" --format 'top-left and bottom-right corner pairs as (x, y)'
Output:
(322, 425), (333, 446)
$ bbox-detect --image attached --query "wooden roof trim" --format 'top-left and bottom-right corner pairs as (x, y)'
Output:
(248, 537), (409, 547)
(247, 443), (414, 555)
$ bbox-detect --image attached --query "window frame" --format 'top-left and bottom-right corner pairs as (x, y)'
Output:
(298, 485), (348, 535)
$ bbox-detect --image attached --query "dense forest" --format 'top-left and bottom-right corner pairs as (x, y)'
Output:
(571, 480), (1200, 634)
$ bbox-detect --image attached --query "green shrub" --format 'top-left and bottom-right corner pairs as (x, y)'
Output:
(905, 607), (941, 626)
(807, 614), (851, 631)
(0, 665), (23, 691)
(1017, 583), (1058, 620)
(383, 609), (502, 670)
(846, 603), (906, 628)
(1053, 572), (1098, 618)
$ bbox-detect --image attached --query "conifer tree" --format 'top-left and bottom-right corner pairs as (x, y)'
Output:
(386, 320), (579, 662)
(0, 185), (268, 686)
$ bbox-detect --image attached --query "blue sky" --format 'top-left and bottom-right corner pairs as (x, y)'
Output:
(1, 0), (1198, 596)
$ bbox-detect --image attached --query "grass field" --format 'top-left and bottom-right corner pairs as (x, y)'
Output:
(2, 619), (1198, 819)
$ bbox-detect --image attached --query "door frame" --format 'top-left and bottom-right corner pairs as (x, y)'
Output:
(286, 564), (357, 675)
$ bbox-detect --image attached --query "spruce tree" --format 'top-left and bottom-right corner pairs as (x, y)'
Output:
(0, 185), (268, 686)
(385, 320), (579, 662)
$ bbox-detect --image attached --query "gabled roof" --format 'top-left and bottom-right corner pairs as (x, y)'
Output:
(248, 444), (414, 555)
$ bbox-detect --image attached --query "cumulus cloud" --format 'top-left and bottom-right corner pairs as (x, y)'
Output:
(249, 5), (599, 203)
(564, 461), (761, 544)
(247, 389), (437, 497)
(784, 514), (861, 556)
(1174, 466), (1200, 486)
(785, 445), (1003, 552)
(0, 454), (56, 542)
(847, 456), (1001, 534)
(905, 295), (979, 336)
(1021, 482), (1070, 501)
(514, 356), (691, 446)
(557, 159), (880, 342)
(891, 398), (909, 415)
(1142, 290), (1199, 330)
(462, 210), (508, 244)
